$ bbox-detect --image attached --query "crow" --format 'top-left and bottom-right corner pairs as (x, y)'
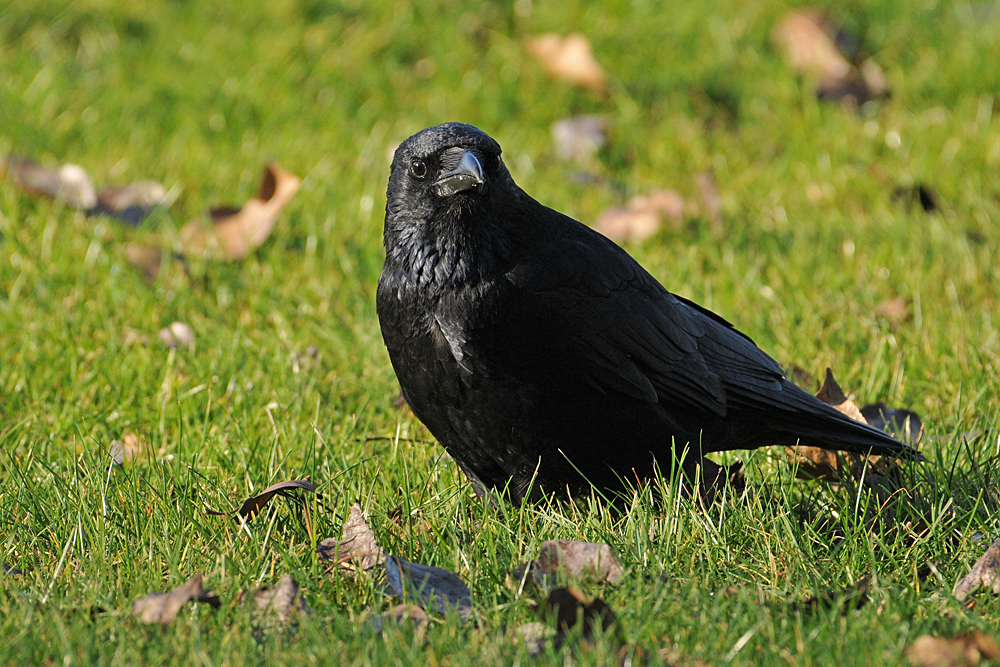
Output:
(377, 122), (917, 503)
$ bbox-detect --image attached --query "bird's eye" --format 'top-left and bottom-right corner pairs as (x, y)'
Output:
(409, 160), (427, 179)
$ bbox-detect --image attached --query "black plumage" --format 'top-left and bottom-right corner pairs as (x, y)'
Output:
(377, 122), (915, 503)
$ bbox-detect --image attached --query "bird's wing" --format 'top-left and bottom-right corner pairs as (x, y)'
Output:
(504, 228), (787, 418)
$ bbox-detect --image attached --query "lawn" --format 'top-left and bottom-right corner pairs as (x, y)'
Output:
(1, 0), (998, 665)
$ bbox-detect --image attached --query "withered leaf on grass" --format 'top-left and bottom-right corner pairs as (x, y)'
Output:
(772, 10), (889, 107)
(1, 157), (98, 209)
(317, 503), (385, 575)
(384, 555), (472, 619)
(131, 573), (220, 624)
(875, 296), (911, 325)
(110, 433), (148, 466)
(3, 563), (23, 577)
(207, 479), (317, 520)
(179, 162), (300, 260)
(954, 537), (1000, 602)
(245, 575), (312, 627)
(365, 603), (428, 635)
(94, 181), (170, 226)
(905, 633), (999, 667)
(536, 540), (624, 585)
(513, 622), (556, 656)
(786, 368), (868, 480)
(158, 321), (195, 349)
(526, 33), (608, 93)
(595, 190), (684, 244)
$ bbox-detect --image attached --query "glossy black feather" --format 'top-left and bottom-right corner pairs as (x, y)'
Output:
(377, 123), (917, 503)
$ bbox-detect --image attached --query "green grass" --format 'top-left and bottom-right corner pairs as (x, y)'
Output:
(1, 0), (999, 664)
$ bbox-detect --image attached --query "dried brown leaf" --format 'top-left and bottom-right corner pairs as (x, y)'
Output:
(595, 206), (661, 243)
(536, 540), (625, 585)
(179, 162), (300, 260)
(384, 555), (472, 619)
(3, 563), (23, 577)
(365, 603), (428, 635)
(905, 633), (999, 667)
(954, 538), (1000, 602)
(246, 575), (312, 627)
(207, 479), (317, 520)
(317, 503), (384, 574)
(131, 573), (220, 624)
(110, 433), (147, 466)
(815, 367), (868, 423)
(551, 115), (608, 163)
(875, 296), (910, 324)
(513, 622), (555, 656)
(125, 244), (164, 283)
(2, 157), (97, 209)
(96, 181), (169, 225)
(158, 321), (195, 349)
(526, 33), (608, 93)
(772, 11), (852, 80)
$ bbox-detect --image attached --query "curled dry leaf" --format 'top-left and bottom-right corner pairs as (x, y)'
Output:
(207, 479), (317, 520)
(595, 190), (684, 243)
(180, 162), (300, 260)
(526, 33), (608, 93)
(954, 537), (1000, 602)
(95, 181), (170, 226)
(159, 321), (195, 349)
(772, 10), (888, 107)
(905, 633), (999, 667)
(125, 244), (164, 284)
(317, 503), (385, 575)
(537, 540), (625, 585)
(246, 575), (312, 627)
(551, 115), (608, 164)
(365, 604), (428, 635)
(384, 555), (472, 619)
(2, 157), (98, 209)
(785, 368), (866, 480)
(131, 573), (220, 624)
(875, 296), (910, 325)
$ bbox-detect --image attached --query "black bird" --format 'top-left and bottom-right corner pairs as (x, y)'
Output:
(377, 122), (915, 503)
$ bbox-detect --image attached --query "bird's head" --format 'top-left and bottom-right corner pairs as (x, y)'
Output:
(383, 123), (520, 285)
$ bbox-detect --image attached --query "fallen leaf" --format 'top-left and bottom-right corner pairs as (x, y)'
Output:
(860, 402), (924, 443)
(246, 575), (312, 628)
(539, 540), (624, 583)
(3, 563), (23, 577)
(125, 244), (164, 283)
(595, 206), (661, 244)
(365, 603), (428, 635)
(954, 537), (1000, 602)
(158, 321), (195, 349)
(785, 368), (868, 479)
(772, 10), (889, 107)
(544, 586), (617, 639)
(131, 573), (220, 624)
(695, 170), (723, 235)
(875, 296), (910, 325)
(384, 555), (472, 619)
(595, 189), (684, 244)
(815, 367), (867, 423)
(526, 33), (608, 93)
(179, 162), (300, 260)
(1, 156), (98, 209)
(207, 479), (317, 520)
(94, 181), (169, 225)
(317, 503), (385, 575)
(772, 11), (852, 81)
(905, 633), (999, 667)
(551, 115), (608, 164)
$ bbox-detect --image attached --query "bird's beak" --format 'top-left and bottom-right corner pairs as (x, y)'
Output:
(435, 150), (484, 196)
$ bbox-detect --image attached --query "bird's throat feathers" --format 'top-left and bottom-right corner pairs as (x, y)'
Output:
(384, 206), (517, 291)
